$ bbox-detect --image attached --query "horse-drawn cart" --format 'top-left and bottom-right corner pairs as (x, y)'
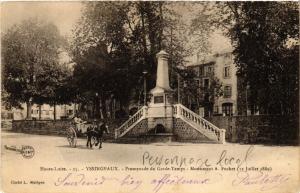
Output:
(66, 126), (77, 147)
(65, 120), (109, 148)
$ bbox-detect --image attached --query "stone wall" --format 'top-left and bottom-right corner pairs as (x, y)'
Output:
(173, 118), (213, 143)
(207, 115), (298, 144)
(1, 120), (12, 130)
(124, 119), (148, 137)
(12, 120), (72, 136)
(11, 119), (124, 139)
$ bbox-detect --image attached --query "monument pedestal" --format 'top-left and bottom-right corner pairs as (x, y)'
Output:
(147, 88), (174, 133)
(147, 50), (174, 133)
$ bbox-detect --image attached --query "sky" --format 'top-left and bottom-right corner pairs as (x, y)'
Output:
(1, 2), (82, 37)
(1, 2), (232, 64)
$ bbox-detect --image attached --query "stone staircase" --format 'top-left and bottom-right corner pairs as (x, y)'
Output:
(114, 106), (148, 139)
(173, 104), (225, 144)
(114, 104), (226, 144)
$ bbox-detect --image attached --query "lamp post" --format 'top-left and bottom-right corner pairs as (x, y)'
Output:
(245, 84), (250, 116)
(177, 73), (180, 103)
(95, 92), (99, 119)
(143, 70), (148, 106)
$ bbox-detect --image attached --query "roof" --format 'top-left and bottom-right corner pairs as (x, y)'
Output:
(188, 50), (233, 67)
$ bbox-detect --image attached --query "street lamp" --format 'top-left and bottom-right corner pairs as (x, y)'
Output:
(245, 84), (250, 116)
(95, 92), (99, 119)
(142, 70), (148, 106)
(177, 73), (180, 103)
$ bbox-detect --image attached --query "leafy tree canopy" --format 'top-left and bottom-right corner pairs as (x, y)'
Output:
(2, 18), (69, 114)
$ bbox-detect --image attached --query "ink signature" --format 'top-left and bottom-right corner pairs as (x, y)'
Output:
(232, 171), (291, 191)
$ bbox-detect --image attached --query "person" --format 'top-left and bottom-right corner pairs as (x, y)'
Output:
(85, 122), (93, 148)
(72, 116), (81, 132)
(95, 121), (109, 149)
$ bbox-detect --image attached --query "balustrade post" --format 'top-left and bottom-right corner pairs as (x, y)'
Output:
(114, 130), (118, 139)
(220, 129), (226, 144)
(143, 106), (148, 118)
(173, 105), (177, 117)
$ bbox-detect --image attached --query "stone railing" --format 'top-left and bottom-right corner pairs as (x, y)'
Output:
(173, 104), (226, 144)
(115, 106), (148, 139)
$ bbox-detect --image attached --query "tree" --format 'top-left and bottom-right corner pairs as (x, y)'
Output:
(191, 2), (299, 116)
(178, 67), (223, 115)
(2, 18), (66, 119)
(70, 2), (193, 118)
(229, 2), (299, 116)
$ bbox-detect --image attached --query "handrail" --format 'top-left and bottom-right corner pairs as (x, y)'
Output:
(115, 106), (147, 139)
(173, 104), (225, 143)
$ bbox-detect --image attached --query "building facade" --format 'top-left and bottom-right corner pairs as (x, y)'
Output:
(189, 51), (238, 117)
(10, 103), (77, 120)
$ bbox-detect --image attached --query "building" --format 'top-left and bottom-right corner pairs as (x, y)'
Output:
(9, 103), (77, 120)
(189, 50), (238, 117)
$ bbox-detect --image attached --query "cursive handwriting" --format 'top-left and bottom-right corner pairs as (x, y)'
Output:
(216, 146), (254, 169)
(54, 173), (142, 190)
(54, 172), (224, 192)
(232, 171), (290, 191)
(142, 146), (254, 169)
(151, 173), (223, 193)
(142, 151), (211, 168)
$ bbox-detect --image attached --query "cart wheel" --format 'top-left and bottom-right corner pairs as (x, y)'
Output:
(66, 127), (77, 148)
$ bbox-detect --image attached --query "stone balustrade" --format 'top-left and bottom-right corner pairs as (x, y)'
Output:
(173, 104), (226, 144)
(115, 106), (148, 139)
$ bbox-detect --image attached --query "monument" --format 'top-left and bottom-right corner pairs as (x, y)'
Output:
(147, 50), (174, 134)
(115, 50), (225, 144)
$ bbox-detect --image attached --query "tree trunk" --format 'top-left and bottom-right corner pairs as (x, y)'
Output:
(140, 4), (148, 68)
(92, 100), (95, 119)
(95, 96), (101, 119)
(100, 95), (107, 119)
(53, 103), (56, 121)
(26, 99), (32, 120)
(38, 105), (42, 120)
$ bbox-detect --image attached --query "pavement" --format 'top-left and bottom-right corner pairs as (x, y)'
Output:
(1, 131), (299, 193)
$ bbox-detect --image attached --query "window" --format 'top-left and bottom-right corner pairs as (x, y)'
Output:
(224, 85), (232, 98)
(222, 103), (233, 116)
(195, 79), (200, 87)
(199, 66), (204, 76)
(203, 78), (209, 89)
(45, 110), (49, 115)
(213, 106), (219, 114)
(224, 66), (230, 78)
(206, 66), (213, 76)
(68, 110), (73, 115)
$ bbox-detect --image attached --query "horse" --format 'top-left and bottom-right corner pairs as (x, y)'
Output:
(85, 122), (109, 149)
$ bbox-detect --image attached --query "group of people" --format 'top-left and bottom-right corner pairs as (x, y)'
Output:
(73, 117), (109, 149)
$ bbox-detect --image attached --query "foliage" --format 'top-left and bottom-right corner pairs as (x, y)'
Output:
(70, 2), (194, 118)
(229, 2), (299, 115)
(191, 2), (299, 116)
(2, 18), (69, 117)
(178, 67), (223, 113)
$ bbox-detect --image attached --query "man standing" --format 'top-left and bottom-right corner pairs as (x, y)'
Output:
(85, 122), (93, 148)
(95, 121), (109, 149)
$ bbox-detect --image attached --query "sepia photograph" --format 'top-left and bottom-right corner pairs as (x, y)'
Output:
(1, 1), (299, 193)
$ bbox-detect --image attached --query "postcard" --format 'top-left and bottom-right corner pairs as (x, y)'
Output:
(1, 1), (299, 193)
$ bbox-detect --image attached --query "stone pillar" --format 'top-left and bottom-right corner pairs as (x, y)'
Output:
(148, 50), (174, 133)
(156, 50), (171, 90)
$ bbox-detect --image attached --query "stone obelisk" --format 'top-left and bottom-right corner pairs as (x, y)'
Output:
(147, 50), (174, 133)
